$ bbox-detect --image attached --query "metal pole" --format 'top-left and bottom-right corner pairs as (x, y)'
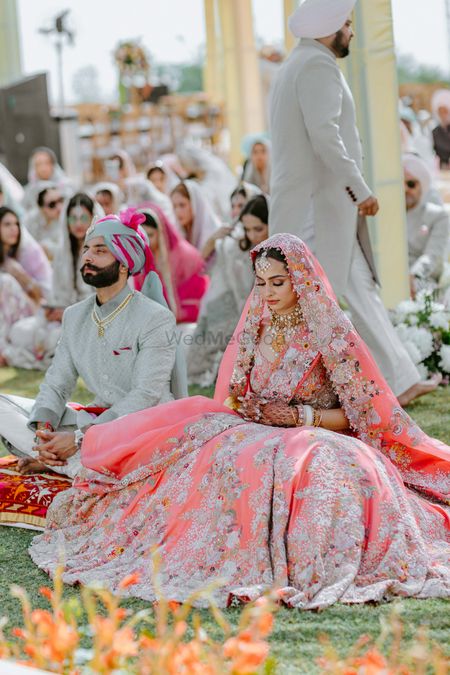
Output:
(56, 38), (65, 114)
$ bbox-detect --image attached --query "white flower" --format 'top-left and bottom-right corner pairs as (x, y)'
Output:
(395, 323), (411, 342)
(429, 312), (450, 331)
(403, 340), (422, 365)
(438, 344), (450, 374)
(407, 326), (434, 360)
(416, 363), (429, 380)
(395, 325), (433, 361)
(394, 299), (418, 323)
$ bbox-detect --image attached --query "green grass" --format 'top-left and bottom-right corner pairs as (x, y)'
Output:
(0, 369), (449, 673)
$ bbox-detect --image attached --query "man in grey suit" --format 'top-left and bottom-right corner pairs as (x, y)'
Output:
(269, 0), (439, 405)
(0, 211), (184, 477)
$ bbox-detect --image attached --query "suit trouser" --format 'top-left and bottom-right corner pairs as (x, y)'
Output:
(0, 394), (81, 479)
(344, 243), (420, 397)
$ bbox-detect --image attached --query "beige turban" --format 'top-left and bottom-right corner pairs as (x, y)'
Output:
(431, 89), (450, 117)
(289, 0), (357, 39)
(403, 153), (432, 198)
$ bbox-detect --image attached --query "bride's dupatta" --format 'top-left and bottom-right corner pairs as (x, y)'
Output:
(215, 234), (449, 504)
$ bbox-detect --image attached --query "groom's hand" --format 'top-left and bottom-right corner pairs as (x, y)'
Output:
(34, 430), (77, 466)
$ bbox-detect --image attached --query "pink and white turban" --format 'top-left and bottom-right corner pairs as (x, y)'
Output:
(289, 0), (357, 39)
(85, 207), (154, 276)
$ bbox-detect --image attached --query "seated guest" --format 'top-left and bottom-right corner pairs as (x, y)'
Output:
(52, 193), (102, 308)
(22, 147), (73, 211)
(431, 89), (450, 169)
(403, 154), (449, 297)
(177, 144), (236, 219)
(23, 184), (65, 261)
(0, 209), (179, 478)
(230, 183), (261, 220)
(108, 150), (175, 221)
(94, 182), (122, 216)
(242, 136), (271, 194)
(0, 207), (52, 366)
(171, 180), (220, 254)
(147, 164), (168, 195)
(135, 203), (209, 323)
(188, 194), (270, 386)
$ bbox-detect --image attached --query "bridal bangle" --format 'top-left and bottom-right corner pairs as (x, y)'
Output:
(313, 409), (323, 427)
(303, 405), (314, 426)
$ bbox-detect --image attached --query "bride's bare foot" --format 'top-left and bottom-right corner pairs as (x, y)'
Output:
(398, 373), (443, 407)
(17, 457), (47, 475)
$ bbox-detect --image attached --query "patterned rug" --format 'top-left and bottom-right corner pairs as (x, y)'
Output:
(0, 456), (72, 530)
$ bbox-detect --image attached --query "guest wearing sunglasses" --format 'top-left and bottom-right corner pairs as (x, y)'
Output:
(403, 154), (449, 299)
(51, 193), (102, 312)
(23, 183), (65, 261)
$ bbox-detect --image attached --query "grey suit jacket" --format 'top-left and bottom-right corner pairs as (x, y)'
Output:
(29, 287), (176, 431)
(269, 38), (375, 295)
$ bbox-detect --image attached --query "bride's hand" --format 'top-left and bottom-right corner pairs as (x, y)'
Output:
(236, 393), (267, 422)
(259, 401), (296, 427)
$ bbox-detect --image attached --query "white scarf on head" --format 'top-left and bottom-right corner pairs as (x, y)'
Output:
(403, 153), (432, 201)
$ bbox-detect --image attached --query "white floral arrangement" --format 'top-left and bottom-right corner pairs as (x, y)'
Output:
(391, 291), (450, 381)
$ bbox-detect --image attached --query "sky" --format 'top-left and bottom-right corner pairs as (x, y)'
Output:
(16, 0), (450, 105)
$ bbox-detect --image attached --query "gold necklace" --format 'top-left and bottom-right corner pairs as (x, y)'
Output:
(91, 292), (134, 337)
(268, 305), (302, 353)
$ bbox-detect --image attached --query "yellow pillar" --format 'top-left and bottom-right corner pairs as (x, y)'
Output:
(283, 0), (298, 54)
(0, 0), (22, 86)
(343, 0), (409, 306)
(217, 0), (265, 169)
(203, 0), (223, 104)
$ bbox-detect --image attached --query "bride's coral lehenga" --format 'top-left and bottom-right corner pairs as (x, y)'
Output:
(30, 235), (449, 609)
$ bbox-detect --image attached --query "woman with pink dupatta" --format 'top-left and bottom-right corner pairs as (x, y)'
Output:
(30, 234), (449, 609)
(133, 202), (209, 323)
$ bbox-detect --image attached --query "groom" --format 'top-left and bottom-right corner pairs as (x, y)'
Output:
(0, 211), (178, 478)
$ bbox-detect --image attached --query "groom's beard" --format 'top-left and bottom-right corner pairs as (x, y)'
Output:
(81, 260), (121, 288)
(332, 30), (351, 58)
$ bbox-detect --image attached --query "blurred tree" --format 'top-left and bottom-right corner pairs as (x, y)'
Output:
(397, 54), (450, 85)
(72, 65), (102, 102)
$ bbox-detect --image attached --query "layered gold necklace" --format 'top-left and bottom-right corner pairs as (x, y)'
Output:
(268, 305), (302, 353)
(91, 292), (133, 337)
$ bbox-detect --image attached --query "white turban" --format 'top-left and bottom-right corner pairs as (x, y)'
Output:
(289, 0), (357, 39)
(402, 153), (432, 198)
(431, 89), (450, 117)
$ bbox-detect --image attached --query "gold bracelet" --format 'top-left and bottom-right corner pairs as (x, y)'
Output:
(313, 409), (323, 427)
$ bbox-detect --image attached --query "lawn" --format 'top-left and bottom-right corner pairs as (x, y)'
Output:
(0, 368), (449, 673)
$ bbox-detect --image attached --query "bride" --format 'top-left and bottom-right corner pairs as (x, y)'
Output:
(30, 234), (449, 609)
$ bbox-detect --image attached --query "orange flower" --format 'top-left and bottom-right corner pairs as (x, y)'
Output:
(254, 612), (273, 637)
(119, 572), (141, 589)
(11, 627), (27, 640)
(354, 647), (388, 674)
(223, 635), (269, 673)
(39, 586), (53, 601)
(112, 626), (139, 657)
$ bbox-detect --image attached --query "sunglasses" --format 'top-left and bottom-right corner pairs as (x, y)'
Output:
(405, 179), (418, 189)
(44, 197), (64, 209)
(68, 214), (91, 225)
